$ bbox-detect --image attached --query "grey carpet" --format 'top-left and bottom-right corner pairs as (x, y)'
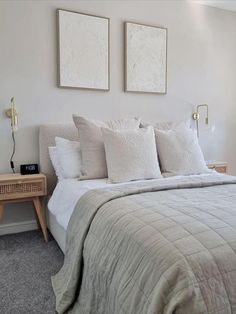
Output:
(0, 230), (64, 314)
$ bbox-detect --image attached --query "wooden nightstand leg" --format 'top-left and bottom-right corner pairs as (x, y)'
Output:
(34, 212), (40, 230)
(33, 197), (48, 242)
(0, 203), (4, 222)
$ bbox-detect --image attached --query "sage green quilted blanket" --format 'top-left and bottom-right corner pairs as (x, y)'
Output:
(52, 174), (236, 314)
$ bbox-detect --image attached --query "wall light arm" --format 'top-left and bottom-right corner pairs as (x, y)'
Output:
(192, 104), (209, 137)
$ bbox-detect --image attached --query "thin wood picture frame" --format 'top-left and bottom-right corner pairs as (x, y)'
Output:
(125, 22), (167, 94)
(57, 9), (110, 91)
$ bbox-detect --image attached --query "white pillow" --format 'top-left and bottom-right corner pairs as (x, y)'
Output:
(154, 127), (209, 175)
(73, 115), (140, 180)
(48, 147), (64, 181)
(55, 137), (81, 179)
(102, 126), (162, 183)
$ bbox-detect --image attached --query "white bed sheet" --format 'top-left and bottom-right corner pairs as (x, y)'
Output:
(48, 172), (218, 230)
(48, 179), (108, 230)
(48, 178), (162, 230)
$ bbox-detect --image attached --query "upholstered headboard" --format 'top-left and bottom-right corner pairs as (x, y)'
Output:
(39, 123), (78, 194)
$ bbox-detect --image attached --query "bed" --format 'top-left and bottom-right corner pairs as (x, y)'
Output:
(39, 124), (236, 314)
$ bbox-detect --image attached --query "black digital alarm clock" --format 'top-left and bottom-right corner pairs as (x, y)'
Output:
(20, 164), (39, 175)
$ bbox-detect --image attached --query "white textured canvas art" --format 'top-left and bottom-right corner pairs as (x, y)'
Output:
(58, 10), (109, 90)
(125, 22), (167, 94)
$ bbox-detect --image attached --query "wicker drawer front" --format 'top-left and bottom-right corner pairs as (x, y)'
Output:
(207, 165), (227, 174)
(215, 166), (227, 174)
(0, 180), (46, 200)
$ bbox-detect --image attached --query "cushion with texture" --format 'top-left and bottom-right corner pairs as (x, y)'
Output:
(73, 115), (140, 179)
(102, 126), (162, 183)
(155, 127), (209, 175)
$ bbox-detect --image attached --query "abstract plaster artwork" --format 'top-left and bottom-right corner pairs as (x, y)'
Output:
(125, 22), (167, 94)
(58, 10), (109, 90)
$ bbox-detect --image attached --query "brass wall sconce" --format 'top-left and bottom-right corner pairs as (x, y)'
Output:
(6, 97), (18, 131)
(5, 97), (18, 173)
(192, 104), (209, 137)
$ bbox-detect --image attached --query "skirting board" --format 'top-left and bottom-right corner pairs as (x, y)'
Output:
(0, 220), (37, 236)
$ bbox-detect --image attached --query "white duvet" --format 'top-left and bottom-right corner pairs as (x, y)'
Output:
(48, 172), (217, 230)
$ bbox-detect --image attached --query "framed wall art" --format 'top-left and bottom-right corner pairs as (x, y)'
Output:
(125, 22), (167, 94)
(57, 9), (110, 90)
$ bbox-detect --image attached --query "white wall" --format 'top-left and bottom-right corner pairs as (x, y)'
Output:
(1, 0), (236, 232)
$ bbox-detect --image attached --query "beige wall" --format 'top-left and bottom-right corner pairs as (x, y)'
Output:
(0, 0), (236, 232)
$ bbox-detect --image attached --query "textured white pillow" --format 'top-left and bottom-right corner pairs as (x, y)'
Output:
(55, 137), (81, 179)
(73, 115), (140, 180)
(102, 126), (162, 183)
(48, 147), (64, 181)
(155, 127), (209, 175)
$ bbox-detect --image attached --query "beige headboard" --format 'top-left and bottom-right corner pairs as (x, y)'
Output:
(39, 123), (78, 194)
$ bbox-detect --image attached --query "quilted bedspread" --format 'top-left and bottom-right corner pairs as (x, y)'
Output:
(52, 174), (236, 314)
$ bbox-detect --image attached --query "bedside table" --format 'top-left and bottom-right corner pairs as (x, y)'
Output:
(0, 173), (48, 242)
(206, 161), (228, 174)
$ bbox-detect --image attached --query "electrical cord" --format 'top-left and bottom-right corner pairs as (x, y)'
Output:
(10, 129), (16, 173)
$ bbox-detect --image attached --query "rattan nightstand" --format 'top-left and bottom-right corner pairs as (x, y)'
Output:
(206, 161), (228, 174)
(0, 173), (48, 242)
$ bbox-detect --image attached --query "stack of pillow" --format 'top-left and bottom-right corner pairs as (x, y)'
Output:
(49, 116), (210, 183)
